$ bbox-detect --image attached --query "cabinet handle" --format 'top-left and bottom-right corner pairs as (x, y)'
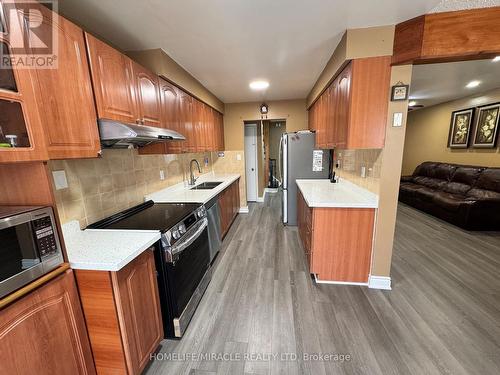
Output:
(136, 119), (142, 124)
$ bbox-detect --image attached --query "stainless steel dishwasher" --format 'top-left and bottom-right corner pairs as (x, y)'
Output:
(206, 197), (222, 263)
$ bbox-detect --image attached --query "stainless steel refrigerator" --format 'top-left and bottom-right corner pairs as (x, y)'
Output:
(279, 131), (330, 225)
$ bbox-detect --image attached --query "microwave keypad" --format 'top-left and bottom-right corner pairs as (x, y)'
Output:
(33, 216), (58, 256)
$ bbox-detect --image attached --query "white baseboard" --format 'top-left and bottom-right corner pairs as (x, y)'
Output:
(256, 196), (264, 202)
(368, 275), (392, 290)
(265, 188), (279, 194)
(239, 206), (249, 213)
(313, 274), (368, 286)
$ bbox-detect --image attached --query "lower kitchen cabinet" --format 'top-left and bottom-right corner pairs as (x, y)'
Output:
(75, 249), (163, 375)
(297, 190), (375, 283)
(219, 178), (240, 238)
(0, 268), (96, 375)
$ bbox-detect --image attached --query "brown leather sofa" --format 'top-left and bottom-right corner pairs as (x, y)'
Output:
(399, 162), (500, 230)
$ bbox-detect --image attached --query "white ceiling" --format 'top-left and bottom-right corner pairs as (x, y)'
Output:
(410, 59), (500, 109)
(58, 0), (446, 103)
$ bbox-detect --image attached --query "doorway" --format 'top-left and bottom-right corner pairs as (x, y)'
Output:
(244, 123), (258, 202)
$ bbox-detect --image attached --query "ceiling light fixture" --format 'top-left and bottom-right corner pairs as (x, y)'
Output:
(466, 80), (481, 88)
(408, 100), (417, 107)
(249, 80), (269, 90)
(493, 56), (500, 62)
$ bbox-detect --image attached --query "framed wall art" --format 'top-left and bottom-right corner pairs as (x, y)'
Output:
(448, 108), (474, 148)
(472, 103), (500, 148)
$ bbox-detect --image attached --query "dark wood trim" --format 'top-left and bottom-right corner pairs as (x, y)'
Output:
(393, 6), (500, 65)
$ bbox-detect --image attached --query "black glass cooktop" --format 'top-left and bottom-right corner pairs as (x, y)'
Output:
(87, 201), (200, 232)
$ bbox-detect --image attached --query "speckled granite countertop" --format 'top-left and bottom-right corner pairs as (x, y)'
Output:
(62, 221), (160, 271)
(296, 179), (378, 208)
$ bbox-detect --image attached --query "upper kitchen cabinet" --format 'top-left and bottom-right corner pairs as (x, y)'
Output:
(85, 33), (138, 124)
(132, 61), (161, 126)
(27, 5), (100, 159)
(309, 56), (391, 149)
(0, 11), (47, 162)
(179, 90), (196, 153)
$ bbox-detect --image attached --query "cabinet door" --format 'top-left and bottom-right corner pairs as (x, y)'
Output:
(334, 64), (351, 149)
(316, 94), (327, 148)
(0, 270), (96, 375)
(114, 250), (163, 375)
(325, 83), (336, 148)
(179, 91), (196, 152)
(28, 7), (99, 159)
(85, 33), (138, 124)
(133, 62), (161, 126)
(217, 112), (225, 151)
(0, 14), (47, 162)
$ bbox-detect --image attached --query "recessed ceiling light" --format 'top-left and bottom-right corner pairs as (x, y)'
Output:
(493, 56), (500, 62)
(408, 100), (417, 107)
(249, 80), (269, 90)
(466, 80), (481, 88)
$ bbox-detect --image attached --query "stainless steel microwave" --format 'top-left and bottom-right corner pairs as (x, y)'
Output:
(0, 206), (64, 299)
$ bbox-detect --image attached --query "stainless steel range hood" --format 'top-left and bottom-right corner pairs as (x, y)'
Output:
(98, 119), (185, 148)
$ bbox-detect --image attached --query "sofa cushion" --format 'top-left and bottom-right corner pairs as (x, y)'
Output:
(442, 182), (472, 195)
(451, 166), (483, 185)
(399, 182), (424, 197)
(473, 168), (500, 193)
(432, 192), (472, 213)
(414, 186), (439, 202)
(413, 176), (447, 190)
(434, 163), (457, 180)
(467, 189), (500, 200)
(413, 162), (438, 177)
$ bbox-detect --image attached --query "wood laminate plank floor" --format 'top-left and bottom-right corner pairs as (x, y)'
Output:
(145, 195), (500, 375)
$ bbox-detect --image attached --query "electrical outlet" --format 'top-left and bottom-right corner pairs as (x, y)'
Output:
(160, 170), (165, 180)
(52, 170), (68, 190)
(236, 153), (241, 161)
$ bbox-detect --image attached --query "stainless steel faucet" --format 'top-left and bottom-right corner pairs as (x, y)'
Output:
(189, 159), (202, 185)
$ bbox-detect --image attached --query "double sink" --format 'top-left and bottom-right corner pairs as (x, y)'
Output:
(190, 181), (223, 190)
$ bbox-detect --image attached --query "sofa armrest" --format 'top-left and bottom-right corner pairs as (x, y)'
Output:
(463, 198), (500, 230)
(400, 175), (413, 183)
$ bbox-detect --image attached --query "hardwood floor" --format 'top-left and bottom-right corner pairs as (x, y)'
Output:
(145, 195), (500, 375)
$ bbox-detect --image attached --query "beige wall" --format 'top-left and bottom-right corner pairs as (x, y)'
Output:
(402, 88), (500, 175)
(223, 99), (308, 150)
(306, 26), (395, 107)
(371, 65), (413, 276)
(49, 150), (212, 228)
(127, 49), (224, 113)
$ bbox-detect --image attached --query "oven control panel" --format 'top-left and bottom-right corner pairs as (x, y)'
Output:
(32, 216), (58, 257)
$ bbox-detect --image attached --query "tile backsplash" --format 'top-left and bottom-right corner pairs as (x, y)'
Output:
(212, 150), (247, 208)
(334, 149), (382, 194)
(49, 149), (212, 228)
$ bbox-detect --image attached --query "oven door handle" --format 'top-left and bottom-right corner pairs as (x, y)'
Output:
(171, 218), (208, 256)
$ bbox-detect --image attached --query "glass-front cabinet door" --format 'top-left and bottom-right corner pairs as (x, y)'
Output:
(0, 21), (47, 161)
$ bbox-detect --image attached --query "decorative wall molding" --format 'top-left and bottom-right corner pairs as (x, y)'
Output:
(239, 206), (249, 214)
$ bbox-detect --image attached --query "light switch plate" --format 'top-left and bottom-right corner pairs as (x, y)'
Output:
(393, 112), (403, 127)
(52, 170), (68, 190)
(236, 154), (242, 161)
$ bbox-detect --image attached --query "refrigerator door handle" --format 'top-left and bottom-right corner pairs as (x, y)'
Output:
(278, 136), (283, 186)
(282, 135), (288, 189)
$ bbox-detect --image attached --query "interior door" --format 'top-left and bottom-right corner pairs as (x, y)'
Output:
(245, 124), (258, 202)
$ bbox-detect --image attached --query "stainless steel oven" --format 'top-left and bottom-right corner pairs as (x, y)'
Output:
(0, 206), (64, 298)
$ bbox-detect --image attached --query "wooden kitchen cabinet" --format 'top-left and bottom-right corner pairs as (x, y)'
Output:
(297, 191), (375, 283)
(219, 178), (240, 238)
(308, 56), (391, 149)
(179, 91), (197, 152)
(28, 5), (100, 159)
(0, 269), (96, 375)
(75, 250), (163, 375)
(0, 12), (47, 162)
(85, 33), (138, 124)
(132, 62), (162, 126)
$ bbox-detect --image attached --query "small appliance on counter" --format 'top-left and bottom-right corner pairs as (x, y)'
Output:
(0, 206), (64, 299)
(88, 200), (211, 338)
(279, 131), (330, 225)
